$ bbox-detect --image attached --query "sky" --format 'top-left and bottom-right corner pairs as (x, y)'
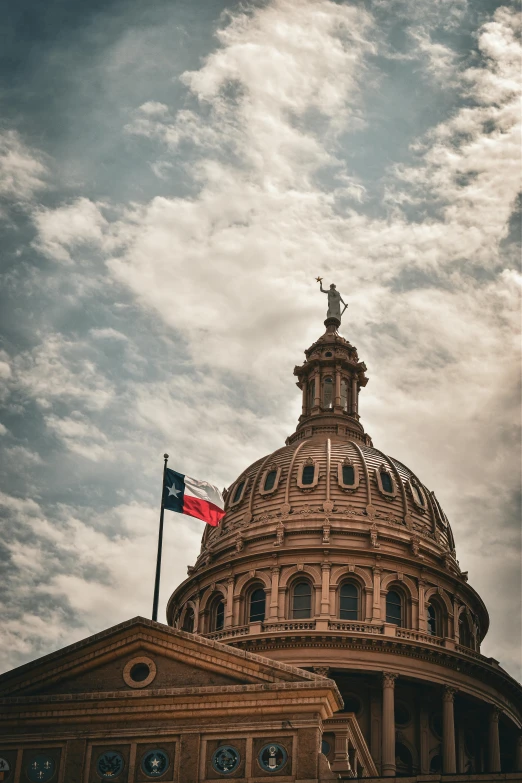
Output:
(0, 0), (520, 680)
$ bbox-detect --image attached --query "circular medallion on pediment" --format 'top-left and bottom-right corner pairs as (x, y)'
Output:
(141, 749), (169, 777)
(27, 755), (55, 782)
(211, 746), (241, 774)
(96, 751), (125, 779)
(122, 656), (157, 689)
(258, 744), (288, 773)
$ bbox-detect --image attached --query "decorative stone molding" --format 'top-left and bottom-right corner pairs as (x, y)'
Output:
(322, 521), (331, 544)
(274, 521), (285, 547)
(382, 671), (398, 688)
(313, 666), (331, 677)
(369, 522), (380, 548)
(443, 685), (458, 702)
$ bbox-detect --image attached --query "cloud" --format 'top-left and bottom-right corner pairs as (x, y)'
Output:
(3, 0), (520, 682)
(33, 197), (108, 263)
(0, 130), (47, 201)
(0, 491), (200, 672)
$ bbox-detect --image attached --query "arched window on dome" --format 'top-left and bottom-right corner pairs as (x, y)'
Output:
(339, 583), (358, 620)
(376, 465), (396, 497)
(292, 581), (312, 619)
(340, 378), (348, 412)
(182, 606), (195, 633)
(249, 587), (266, 623)
(427, 603), (437, 636)
(386, 590), (403, 626)
(459, 612), (473, 648)
(409, 479), (426, 509)
(231, 480), (246, 505)
(210, 596), (225, 632)
(323, 377), (334, 409)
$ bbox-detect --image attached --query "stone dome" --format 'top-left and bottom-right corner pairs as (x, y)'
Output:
(203, 435), (457, 573)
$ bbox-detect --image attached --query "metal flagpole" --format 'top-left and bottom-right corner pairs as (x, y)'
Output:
(152, 453), (169, 622)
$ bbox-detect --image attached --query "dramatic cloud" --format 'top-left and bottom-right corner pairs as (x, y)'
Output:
(0, 130), (48, 202)
(0, 0), (520, 682)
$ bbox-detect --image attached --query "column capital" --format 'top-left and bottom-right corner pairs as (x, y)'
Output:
(271, 566), (281, 576)
(321, 562), (331, 571)
(490, 706), (502, 723)
(312, 666), (330, 678)
(442, 685), (457, 702)
(382, 671), (398, 688)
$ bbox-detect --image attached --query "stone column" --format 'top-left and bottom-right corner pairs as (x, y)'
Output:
(351, 377), (358, 415)
(269, 567), (280, 619)
(225, 577), (234, 628)
(314, 369), (321, 407)
(372, 567), (382, 621)
(330, 728), (352, 773)
(321, 562), (331, 616)
(334, 365), (341, 407)
(301, 378), (308, 416)
(419, 706), (429, 774)
(488, 707), (501, 772)
(515, 734), (522, 772)
(381, 672), (398, 776)
(442, 685), (457, 773)
(418, 580), (427, 632)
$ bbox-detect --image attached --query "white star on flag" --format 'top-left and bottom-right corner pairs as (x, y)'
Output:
(167, 484), (180, 498)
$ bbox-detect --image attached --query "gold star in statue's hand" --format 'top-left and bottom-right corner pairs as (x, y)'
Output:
(316, 276), (323, 282)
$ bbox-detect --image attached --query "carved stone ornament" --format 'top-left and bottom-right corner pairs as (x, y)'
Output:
(370, 521), (380, 548)
(274, 521), (285, 547)
(411, 534), (421, 557)
(235, 533), (244, 553)
(382, 672), (398, 688)
(312, 666), (330, 677)
(443, 685), (458, 702)
(323, 499), (334, 513)
(322, 521), (331, 544)
(366, 504), (376, 520)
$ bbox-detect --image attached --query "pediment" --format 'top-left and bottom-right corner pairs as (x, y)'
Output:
(0, 617), (321, 699)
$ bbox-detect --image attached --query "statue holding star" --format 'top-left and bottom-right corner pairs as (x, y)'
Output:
(316, 277), (347, 323)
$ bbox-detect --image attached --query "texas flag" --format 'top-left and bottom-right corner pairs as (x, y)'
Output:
(164, 468), (225, 527)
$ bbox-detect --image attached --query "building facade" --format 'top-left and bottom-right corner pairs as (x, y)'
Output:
(167, 318), (522, 776)
(1, 317), (521, 782)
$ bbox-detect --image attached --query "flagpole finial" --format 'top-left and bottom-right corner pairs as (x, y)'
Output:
(164, 453), (169, 460)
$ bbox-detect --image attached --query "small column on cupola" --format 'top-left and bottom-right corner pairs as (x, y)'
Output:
(286, 280), (371, 446)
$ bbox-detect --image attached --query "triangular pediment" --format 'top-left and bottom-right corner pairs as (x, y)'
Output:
(0, 617), (323, 699)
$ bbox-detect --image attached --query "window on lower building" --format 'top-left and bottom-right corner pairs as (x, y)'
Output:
(340, 583), (358, 620)
(249, 588), (266, 622)
(292, 581), (312, 619)
(386, 590), (402, 626)
(182, 607), (195, 632)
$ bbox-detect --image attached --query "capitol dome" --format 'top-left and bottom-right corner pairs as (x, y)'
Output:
(167, 317), (521, 776)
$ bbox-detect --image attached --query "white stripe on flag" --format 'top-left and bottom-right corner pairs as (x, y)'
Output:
(184, 475), (225, 510)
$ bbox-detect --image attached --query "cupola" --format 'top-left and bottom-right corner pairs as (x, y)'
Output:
(288, 316), (371, 445)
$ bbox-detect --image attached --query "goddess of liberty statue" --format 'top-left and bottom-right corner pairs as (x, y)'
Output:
(316, 277), (347, 322)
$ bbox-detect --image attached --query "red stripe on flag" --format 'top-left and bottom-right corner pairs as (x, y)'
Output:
(183, 495), (225, 527)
